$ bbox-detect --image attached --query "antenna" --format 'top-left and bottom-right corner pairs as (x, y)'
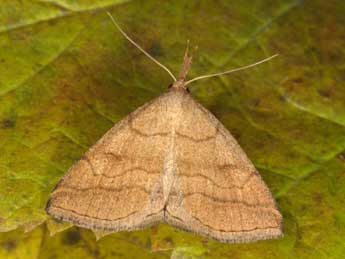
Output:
(185, 54), (278, 86)
(107, 12), (177, 81)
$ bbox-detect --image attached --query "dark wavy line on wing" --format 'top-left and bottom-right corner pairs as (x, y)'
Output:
(165, 210), (280, 233)
(183, 192), (275, 210)
(174, 122), (220, 142)
(54, 184), (151, 194)
(128, 113), (170, 137)
(50, 205), (140, 222)
(81, 155), (158, 179)
(178, 170), (257, 190)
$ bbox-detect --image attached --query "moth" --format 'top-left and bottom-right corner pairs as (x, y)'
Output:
(46, 13), (282, 243)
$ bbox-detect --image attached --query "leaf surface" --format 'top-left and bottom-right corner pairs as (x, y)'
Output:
(0, 0), (344, 258)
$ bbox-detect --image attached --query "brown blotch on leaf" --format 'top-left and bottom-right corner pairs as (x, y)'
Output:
(163, 236), (174, 246)
(148, 41), (164, 57)
(62, 229), (81, 245)
(2, 239), (16, 252)
(318, 88), (332, 99)
(1, 118), (16, 129)
(312, 192), (323, 203)
(337, 152), (345, 161)
(292, 78), (303, 84)
(278, 95), (287, 102)
(252, 98), (261, 107)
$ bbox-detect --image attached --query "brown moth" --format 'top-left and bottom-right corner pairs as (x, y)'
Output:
(46, 13), (282, 243)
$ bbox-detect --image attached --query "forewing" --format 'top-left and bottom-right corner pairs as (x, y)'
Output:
(165, 94), (283, 243)
(47, 92), (173, 231)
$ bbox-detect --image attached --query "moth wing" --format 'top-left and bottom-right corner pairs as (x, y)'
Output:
(165, 94), (283, 243)
(47, 92), (174, 231)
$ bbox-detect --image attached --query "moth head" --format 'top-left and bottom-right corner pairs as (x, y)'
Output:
(168, 42), (193, 92)
(169, 80), (189, 92)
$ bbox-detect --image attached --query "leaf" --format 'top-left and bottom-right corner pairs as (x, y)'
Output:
(0, 226), (170, 259)
(0, 0), (344, 258)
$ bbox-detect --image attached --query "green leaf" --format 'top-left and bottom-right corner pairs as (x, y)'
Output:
(0, 0), (344, 258)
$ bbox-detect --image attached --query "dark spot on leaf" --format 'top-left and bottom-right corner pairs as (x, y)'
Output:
(1, 118), (16, 129)
(252, 98), (261, 107)
(292, 78), (303, 84)
(318, 88), (332, 98)
(201, 238), (209, 245)
(278, 95), (287, 102)
(337, 152), (345, 161)
(91, 250), (100, 257)
(148, 41), (164, 57)
(204, 251), (212, 257)
(2, 239), (16, 251)
(151, 225), (158, 234)
(312, 192), (323, 203)
(300, 204), (307, 212)
(48, 19), (59, 26)
(62, 229), (81, 245)
(163, 236), (174, 246)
